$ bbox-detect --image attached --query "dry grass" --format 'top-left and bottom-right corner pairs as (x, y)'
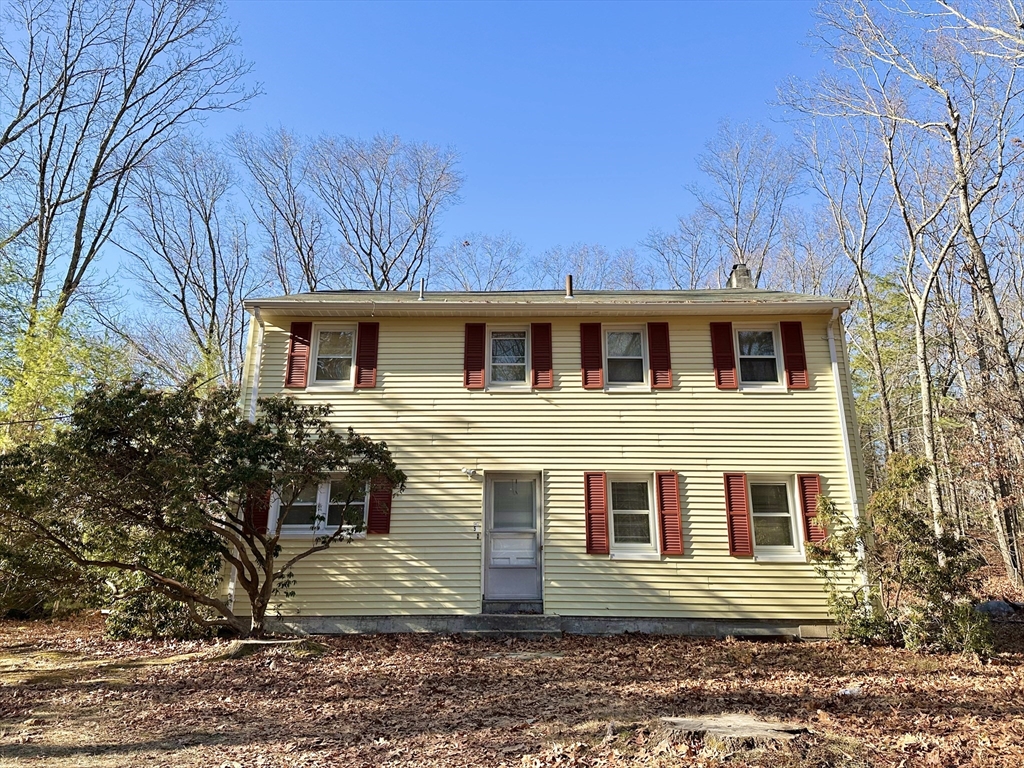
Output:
(1, 613), (1023, 767)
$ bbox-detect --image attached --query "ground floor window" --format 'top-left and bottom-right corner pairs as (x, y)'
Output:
(748, 475), (801, 559)
(608, 475), (658, 556)
(272, 479), (368, 537)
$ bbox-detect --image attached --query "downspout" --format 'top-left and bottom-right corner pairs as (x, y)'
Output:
(827, 307), (868, 587)
(248, 306), (266, 424)
(229, 307), (266, 610)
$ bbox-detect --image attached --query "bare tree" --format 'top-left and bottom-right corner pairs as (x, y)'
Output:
(791, 117), (898, 454)
(310, 134), (462, 291)
(688, 121), (802, 287)
(431, 233), (527, 291)
(767, 209), (854, 297)
(0, 0), (256, 320)
(114, 137), (259, 385)
(642, 213), (718, 290)
(232, 127), (330, 294)
(606, 248), (662, 290)
(534, 243), (613, 290)
(804, 0), (1024, 579)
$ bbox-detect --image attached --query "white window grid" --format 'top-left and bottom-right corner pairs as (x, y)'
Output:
(604, 325), (649, 388)
(608, 473), (658, 555)
(272, 479), (368, 538)
(310, 324), (357, 388)
(734, 324), (783, 389)
(747, 474), (802, 560)
(486, 326), (530, 388)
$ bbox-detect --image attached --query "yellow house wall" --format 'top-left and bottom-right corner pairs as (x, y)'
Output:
(240, 312), (863, 621)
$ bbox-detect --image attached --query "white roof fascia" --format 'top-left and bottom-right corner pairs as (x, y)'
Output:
(244, 298), (849, 318)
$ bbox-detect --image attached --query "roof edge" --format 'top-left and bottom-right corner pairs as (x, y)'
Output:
(242, 296), (850, 317)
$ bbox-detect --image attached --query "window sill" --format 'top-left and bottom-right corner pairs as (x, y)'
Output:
(277, 529), (366, 540)
(609, 551), (662, 562)
(305, 383), (355, 392)
(604, 384), (651, 394)
(754, 553), (805, 563)
(738, 385), (788, 394)
(485, 384), (532, 393)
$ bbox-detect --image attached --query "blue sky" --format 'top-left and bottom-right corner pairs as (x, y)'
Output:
(219, 1), (821, 256)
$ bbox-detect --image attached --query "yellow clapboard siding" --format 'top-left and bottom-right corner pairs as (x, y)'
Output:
(240, 312), (862, 621)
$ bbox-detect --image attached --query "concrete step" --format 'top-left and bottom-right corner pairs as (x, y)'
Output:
(459, 613), (563, 635)
(481, 600), (544, 615)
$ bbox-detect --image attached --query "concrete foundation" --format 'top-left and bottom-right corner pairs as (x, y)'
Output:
(267, 613), (832, 640)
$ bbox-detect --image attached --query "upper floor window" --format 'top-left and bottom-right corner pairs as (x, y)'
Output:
(284, 320), (379, 390)
(488, 328), (529, 386)
(312, 326), (356, 386)
(605, 326), (648, 387)
(736, 326), (782, 387)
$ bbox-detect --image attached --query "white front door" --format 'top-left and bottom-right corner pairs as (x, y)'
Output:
(484, 474), (542, 601)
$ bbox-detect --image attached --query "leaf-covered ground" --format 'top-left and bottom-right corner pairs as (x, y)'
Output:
(1, 614), (1023, 767)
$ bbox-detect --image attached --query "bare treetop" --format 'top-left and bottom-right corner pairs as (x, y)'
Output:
(0, 0), (257, 318)
(113, 136), (259, 386)
(431, 233), (527, 291)
(688, 121), (802, 288)
(233, 128), (330, 294)
(311, 134), (462, 291)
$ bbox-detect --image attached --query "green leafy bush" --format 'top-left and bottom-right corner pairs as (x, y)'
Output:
(808, 453), (992, 656)
(105, 591), (210, 640)
(0, 527), (101, 618)
(103, 528), (223, 640)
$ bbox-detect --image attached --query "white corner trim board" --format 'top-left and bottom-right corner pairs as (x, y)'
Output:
(828, 307), (867, 585)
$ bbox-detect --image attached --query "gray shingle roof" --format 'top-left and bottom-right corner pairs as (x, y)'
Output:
(243, 288), (849, 317)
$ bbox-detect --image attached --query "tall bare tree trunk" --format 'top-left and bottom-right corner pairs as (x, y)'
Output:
(910, 308), (945, 537)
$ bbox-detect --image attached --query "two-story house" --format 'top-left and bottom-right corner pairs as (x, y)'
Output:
(237, 269), (866, 638)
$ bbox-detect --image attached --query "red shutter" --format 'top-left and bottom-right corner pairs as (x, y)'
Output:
(780, 321), (809, 389)
(724, 473), (753, 556)
(244, 489), (271, 535)
(584, 471), (609, 554)
(798, 473), (827, 544)
(366, 481), (393, 535)
(354, 322), (379, 388)
(710, 322), (737, 390)
(531, 323), (553, 389)
(648, 322), (672, 389)
(464, 323), (486, 389)
(580, 323), (604, 390)
(284, 322), (312, 388)
(656, 471), (683, 555)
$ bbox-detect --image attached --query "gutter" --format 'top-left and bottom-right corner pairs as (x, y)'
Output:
(827, 308), (868, 585)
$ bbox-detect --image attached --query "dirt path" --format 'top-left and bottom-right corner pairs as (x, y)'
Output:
(1, 615), (1023, 767)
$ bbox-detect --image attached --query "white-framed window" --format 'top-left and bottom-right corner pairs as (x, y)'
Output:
(748, 475), (801, 560)
(310, 325), (357, 387)
(735, 325), (783, 389)
(272, 479), (368, 538)
(487, 326), (529, 387)
(605, 325), (648, 387)
(608, 474), (658, 558)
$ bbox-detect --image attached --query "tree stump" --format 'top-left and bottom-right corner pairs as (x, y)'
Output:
(660, 714), (809, 750)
